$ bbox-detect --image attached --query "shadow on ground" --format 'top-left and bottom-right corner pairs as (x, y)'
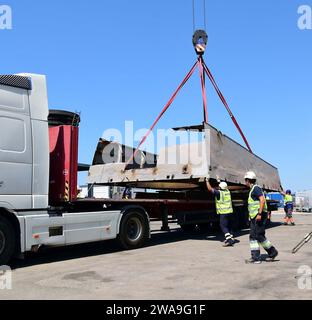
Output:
(9, 221), (283, 270)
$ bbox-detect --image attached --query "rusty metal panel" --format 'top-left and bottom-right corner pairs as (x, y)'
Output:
(88, 124), (281, 191)
(206, 124), (281, 191)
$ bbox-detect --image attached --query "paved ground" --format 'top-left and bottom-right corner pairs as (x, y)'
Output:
(1, 212), (311, 300)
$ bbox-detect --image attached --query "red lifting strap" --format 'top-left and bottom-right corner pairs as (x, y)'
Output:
(202, 62), (253, 154)
(124, 61), (199, 170)
(198, 57), (208, 123)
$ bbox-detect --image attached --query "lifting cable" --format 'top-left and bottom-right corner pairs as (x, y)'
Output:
(192, 0), (207, 32)
(199, 56), (208, 123)
(203, 0), (207, 31)
(192, 0), (196, 32)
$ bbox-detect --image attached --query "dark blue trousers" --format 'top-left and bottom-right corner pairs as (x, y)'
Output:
(220, 214), (231, 235)
(219, 214), (234, 242)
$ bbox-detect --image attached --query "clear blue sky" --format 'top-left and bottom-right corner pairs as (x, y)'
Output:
(1, 0), (311, 192)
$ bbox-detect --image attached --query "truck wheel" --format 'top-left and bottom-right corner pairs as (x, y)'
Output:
(118, 211), (149, 250)
(0, 217), (16, 265)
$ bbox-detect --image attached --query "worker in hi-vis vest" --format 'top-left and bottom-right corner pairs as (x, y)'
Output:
(281, 189), (295, 226)
(244, 171), (279, 264)
(205, 178), (235, 247)
(122, 187), (132, 200)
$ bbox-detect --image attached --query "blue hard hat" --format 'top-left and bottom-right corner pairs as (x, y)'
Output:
(286, 190), (291, 194)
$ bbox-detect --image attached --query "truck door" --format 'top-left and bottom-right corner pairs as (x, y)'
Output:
(0, 80), (32, 209)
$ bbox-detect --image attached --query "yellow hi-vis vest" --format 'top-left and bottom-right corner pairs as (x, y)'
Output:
(215, 190), (233, 215)
(284, 194), (293, 205)
(248, 185), (268, 219)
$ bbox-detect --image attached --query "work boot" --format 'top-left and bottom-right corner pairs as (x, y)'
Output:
(267, 248), (279, 261)
(223, 240), (233, 247)
(291, 222), (296, 226)
(245, 258), (262, 264)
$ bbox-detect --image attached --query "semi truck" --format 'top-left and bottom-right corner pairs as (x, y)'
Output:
(0, 74), (281, 265)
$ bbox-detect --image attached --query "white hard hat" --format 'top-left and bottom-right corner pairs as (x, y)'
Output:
(244, 171), (257, 180)
(219, 182), (228, 190)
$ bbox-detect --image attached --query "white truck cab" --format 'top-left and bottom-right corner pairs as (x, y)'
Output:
(0, 74), (49, 210)
(0, 74), (150, 265)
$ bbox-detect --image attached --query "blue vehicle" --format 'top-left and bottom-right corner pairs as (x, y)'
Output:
(266, 192), (284, 208)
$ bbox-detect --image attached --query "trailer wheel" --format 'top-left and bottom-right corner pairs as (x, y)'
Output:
(0, 216), (16, 265)
(118, 211), (149, 250)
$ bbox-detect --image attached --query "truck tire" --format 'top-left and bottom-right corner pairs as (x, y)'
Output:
(118, 211), (149, 250)
(0, 216), (16, 265)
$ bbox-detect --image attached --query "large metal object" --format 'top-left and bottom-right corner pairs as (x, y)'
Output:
(88, 123), (282, 191)
(292, 232), (312, 253)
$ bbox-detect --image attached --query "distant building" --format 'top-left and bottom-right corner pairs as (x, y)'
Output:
(295, 190), (312, 212)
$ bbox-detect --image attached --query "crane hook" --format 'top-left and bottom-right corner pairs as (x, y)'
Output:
(192, 30), (208, 56)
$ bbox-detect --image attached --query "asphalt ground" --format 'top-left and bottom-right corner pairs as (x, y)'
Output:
(0, 211), (311, 300)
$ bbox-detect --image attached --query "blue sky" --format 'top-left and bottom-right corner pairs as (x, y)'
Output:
(1, 0), (311, 191)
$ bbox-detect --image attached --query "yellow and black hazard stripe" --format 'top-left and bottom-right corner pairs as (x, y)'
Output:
(64, 181), (70, 201)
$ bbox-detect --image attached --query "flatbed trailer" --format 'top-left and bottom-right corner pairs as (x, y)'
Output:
(69, 195), (278, 231)
(0, 74), (279, 265)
